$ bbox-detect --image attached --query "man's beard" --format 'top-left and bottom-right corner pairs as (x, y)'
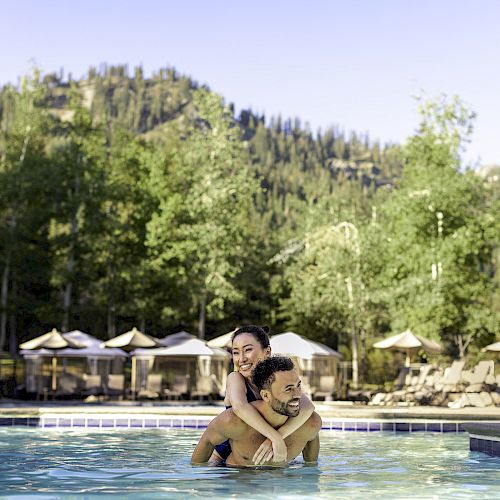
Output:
(270, 397), (300, 417)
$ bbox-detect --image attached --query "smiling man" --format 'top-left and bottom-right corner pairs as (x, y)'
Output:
(191, 356), (321, 467)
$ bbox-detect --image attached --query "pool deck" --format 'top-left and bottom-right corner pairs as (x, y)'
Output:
(1, 400), (499, 421)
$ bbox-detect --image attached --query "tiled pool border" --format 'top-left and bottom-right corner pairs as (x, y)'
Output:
(1, 415), (495, 433)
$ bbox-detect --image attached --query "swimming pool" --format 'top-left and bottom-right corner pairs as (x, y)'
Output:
(1, 428), (499, 499)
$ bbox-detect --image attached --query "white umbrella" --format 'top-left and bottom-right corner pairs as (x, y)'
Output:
(21, 330), (127, 359)
(19, 328), (85, 392)
(482, 341), (500, 352)
(373, 329), (442, 367)
(134, 338), (229, 358)
(270, 331), (342, 360)
(207, 330), (236, 349)
(158, 331), (196, 347)
(101, 327), (162, 398)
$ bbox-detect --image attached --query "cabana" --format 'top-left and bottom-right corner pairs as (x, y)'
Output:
(270, 331), (342, 399)
(207, 329), (235, 349)
(133, 338), (230, 399)
(158, 331), (196, 347)
(20, 330), (126, 397)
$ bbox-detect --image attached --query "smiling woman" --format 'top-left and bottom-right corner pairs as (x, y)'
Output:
(210, 326), (315, 465)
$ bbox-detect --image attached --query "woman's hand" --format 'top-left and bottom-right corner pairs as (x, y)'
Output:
(252, 437), (287, 465)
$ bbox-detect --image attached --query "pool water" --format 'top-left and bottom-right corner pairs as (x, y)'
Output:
(0, 428), (499, 499)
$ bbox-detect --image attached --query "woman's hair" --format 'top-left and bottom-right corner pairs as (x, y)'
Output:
(231, 325), (270, 349)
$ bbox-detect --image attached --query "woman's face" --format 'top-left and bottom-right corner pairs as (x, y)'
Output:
(231, 332), (271, 379)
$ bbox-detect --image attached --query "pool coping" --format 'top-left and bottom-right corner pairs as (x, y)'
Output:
(2, 413), (500, 434)
(2, 402), (500, 420)
(461, 423), (500, 457)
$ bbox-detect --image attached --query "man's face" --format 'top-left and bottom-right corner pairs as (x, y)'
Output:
(267, 369), (302, 417)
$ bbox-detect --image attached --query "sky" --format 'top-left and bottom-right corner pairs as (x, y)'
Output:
(1, 0), (499, 166)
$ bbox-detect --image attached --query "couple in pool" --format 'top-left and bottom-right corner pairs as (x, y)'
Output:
(191, 325), (321, 467)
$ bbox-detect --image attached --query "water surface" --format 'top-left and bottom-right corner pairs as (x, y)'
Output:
(0, 428), (498, 499)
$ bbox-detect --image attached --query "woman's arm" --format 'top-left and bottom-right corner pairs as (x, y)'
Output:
(252, 394), (315, 464)
(226, 372), (287, 463)
(277, 393), (315, 438)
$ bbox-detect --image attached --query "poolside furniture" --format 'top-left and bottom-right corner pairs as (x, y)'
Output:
(447, 361), (497, 408)
(482, 341), (500, 352)
(163, 375), (189, 400)
(137, 374), (163, 400)
(105, 374), (125, 398)
(464, 360), (494, 393)
(81, 374), (102, 396)
(56, 373), (80, 397)
(313, 376), (336, 401)
(392, 364), (436, 403)
(300, 375), (313, 398)
(191, 376), (214, 400)
(369, 365), (436, 406)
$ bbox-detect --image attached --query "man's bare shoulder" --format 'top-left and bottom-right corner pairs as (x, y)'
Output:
(211, 407), (248, 437)
(304, 412), (322, 437)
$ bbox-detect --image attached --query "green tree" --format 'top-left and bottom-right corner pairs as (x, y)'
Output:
(380, 95), (500, 357)
(146, 89), (259, 337)
(47, 86), (107, 332)
(0, 71), (51, 352)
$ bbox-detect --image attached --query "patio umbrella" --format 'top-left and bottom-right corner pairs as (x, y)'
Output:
(19, 328), (85, 392)
(158, 331), (196, 347)
(101, 327), (161, 397)
(482, 341), (500, 352)
(207, 329), (236, 349)
(270, 331), (342, 360)
(134, 338), (229, 357)
(373, 329), (442, 367)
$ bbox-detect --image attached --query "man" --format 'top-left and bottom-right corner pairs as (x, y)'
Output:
(191, 356), (321, 467)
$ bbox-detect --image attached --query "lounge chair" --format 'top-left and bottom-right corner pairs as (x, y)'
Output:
(313, 376), (336, 401)
(56, 374), (79, 397)
(437, 360), (465, 393)
(464, 360), (494, 393)
(191, 376), (214, 400)
(81, 374), (102, 396)
(164, 376), (188, 400)
(368, 367), (411, 406)
(448, 361), (496, 408)
(300, 375), (313, 398)
(392, 364), (436, 403)
(137, 374), (162, 400)
(105, 374), (125, 398)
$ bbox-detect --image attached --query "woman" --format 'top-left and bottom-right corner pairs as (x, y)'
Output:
(211, 325), (315, 465)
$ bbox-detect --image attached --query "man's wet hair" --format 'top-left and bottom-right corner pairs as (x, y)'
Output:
(252, 356), (295, 392)
(232, 325), (270, 349)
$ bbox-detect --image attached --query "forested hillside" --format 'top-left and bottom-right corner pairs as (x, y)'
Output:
(1, 65), (498, 384)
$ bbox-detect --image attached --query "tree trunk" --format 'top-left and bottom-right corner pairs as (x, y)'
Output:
(9, 278), (17, 356)
(351, 320), (359, 389)
(455, 333), (473, 359)
(360, 327), (366, 385)
(139, 317), (146, 334)
(198, 294), (206, 339)
(62, 215), (77, 333)
(0, 256), (10, 353)
(107, 303), (116, 339)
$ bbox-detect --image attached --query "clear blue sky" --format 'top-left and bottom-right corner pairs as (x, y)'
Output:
(2, 0), (499, 165)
